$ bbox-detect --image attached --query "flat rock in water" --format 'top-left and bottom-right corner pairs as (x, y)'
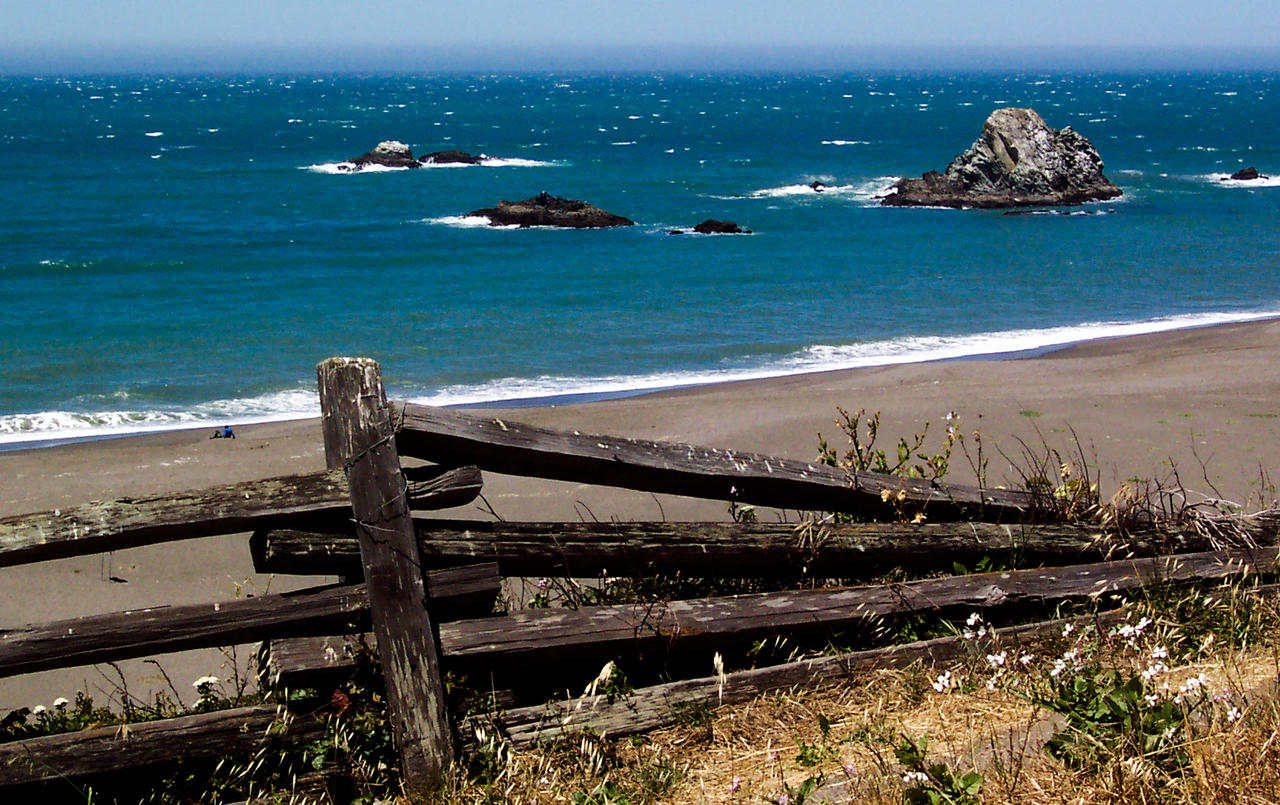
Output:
(693, 219), (750, 234)
(469, 192), (635, 228)
(882, 108), (1122, 209)
(420, 149), (484, 165)
(345, 140), (421, 170)
(1225, 166), (1267, 181)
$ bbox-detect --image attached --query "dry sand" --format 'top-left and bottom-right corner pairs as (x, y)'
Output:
(2, 319), (1279, 711)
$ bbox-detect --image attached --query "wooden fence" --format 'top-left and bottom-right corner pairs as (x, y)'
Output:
(0, 356), (1276, 801)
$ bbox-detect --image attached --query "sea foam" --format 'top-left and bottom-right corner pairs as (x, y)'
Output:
(404, 309), (1280, 409)
(1208, 173), (1280, 188)
(304, 155), (556, 173)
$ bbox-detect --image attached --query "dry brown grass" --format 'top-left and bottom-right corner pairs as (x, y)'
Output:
(432, 589), (1280, 805)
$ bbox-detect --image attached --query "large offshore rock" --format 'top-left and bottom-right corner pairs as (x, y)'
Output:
(469, 192), (635, 228)
(347, 140), (421, 170)
(882, 108), (1122, 208)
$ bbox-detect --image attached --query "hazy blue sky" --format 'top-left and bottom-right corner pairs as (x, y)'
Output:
(3, 1), (1279, 72)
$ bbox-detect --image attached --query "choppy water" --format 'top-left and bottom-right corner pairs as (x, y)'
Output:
(2, 71), (1278, 445)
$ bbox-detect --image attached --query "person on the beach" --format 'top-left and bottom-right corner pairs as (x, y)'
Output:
(222, 426), (236, 439)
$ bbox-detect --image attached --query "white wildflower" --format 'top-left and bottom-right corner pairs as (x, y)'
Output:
(986, 651), (1007, 669)
(966, 612), (982, 627)
(31, 705), (46, 715)
(1151, 645), (1168, 660)
(1227, 706), (1243, 723)
(1141, 662), (1167, 682)
(1019, 653), (1035, 666)
(932, 671), (953, 693)
(1143, 694), (1160, 708)
(52, 697), (69, 708)
(1062, 623), (1074, 638)
(902, 771), (930, 785)
(192, 675), (219, 689)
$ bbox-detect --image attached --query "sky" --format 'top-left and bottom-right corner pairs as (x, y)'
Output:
(2, 1), (1279, 73)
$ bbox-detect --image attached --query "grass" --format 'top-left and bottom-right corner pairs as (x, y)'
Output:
(429, 582), (1280, 805)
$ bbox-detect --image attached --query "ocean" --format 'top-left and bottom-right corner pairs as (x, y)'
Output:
(2, 70), (1278, 446)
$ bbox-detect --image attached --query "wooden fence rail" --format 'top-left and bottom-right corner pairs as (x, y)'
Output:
(0, 705), (322, 787)
(473, 608), (1133, 748)
(395, 404), (1033, 521)
(250, 518), (1255, 579)
(0, 464), (482, 567)
(260, 546), (1279, 690)
(0, 564), (499, 679)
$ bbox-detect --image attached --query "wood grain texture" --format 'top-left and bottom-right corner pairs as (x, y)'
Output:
(475, 609), (1131, 747)
(317, 357), (453, 794)
(395, 404), (1031, 521)
(0, 705), (322, 786)
(262, 547), (1279, 687)
(0, 464), (482, 568)
(251, 518), (1231, 578)
(0, 563), (499, 679)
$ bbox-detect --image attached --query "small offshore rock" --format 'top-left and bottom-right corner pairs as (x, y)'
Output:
(1225, 166), (1267, 181)
(469, 191), (635, 228)
(420, 149), (484, 165)
(693, 219), (751, 234)
(347, 140), (421, 170)
(882, 108), (1122, 209)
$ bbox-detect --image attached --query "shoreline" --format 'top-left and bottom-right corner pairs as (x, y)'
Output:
(4, 309), (1278, 455)
(3, 316), (1280, 710)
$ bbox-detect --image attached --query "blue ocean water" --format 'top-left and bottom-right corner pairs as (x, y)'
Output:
(2, 71), (1278, 445)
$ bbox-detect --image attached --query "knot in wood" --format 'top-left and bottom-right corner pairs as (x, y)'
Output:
(977, 584), (1009, 607)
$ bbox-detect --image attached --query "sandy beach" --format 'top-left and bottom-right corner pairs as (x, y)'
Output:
(3, 318), (1280, 711)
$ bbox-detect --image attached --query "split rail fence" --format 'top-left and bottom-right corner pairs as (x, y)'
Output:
(1, 357), (1277, 800)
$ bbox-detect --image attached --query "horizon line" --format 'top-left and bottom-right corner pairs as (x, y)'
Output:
(3, 43), (1279, 76)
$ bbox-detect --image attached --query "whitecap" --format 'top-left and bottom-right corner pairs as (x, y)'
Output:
(742, 176), (896, 203)
(477, 156), (557, 167)
(426, 215), (494, 228)
(302, 161), (411, 174)
(611, 141), (637, 146)
(821, 140), (870, 146)
(144, 131), (163, 137)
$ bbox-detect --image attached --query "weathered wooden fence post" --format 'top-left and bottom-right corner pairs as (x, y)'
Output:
(317, 357), (452, 798)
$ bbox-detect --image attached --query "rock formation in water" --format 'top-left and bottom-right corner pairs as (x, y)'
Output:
(344, 140), (421, 170)
(1225, 167), (1268, 181)
(693, 219), (750, 234)
(420, 150), (484, 165)
(881, 108), (1122, 209)
(669, 219), (751, 235)
(469, 192), (635, 228)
